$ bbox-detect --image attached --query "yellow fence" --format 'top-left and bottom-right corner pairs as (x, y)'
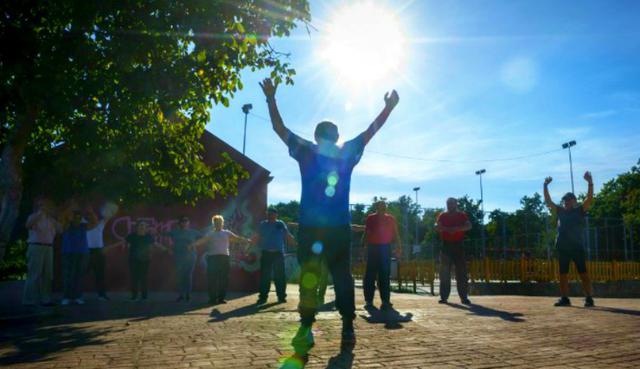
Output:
(352, 259), (640, 293)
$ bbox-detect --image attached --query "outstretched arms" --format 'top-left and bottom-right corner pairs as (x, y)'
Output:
(543, 176), (557, 212)
(260, 78), (291, 145)
(358, 90), (400, 146)
(582, 171), (594, 212)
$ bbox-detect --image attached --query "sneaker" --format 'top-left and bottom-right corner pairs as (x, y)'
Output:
(554, 297), (571, 307)
(461, 298), (472, 305)
(61, 299), (71, 306)
(185, 294), (191, 302)
(256, 298), (267, 306)
(291, 325), (315, 354)
(278, 298), (287, 304)
(341, 321), (356, 347)
(438, 299), (448, 304)
(98, 295), (110, 301)
(74, 298), (85, 305)
(380, 302), (393, 311)
(584, 296), (595, 308)
(218, 299), (228, 304)
(176, 295), (184, 302)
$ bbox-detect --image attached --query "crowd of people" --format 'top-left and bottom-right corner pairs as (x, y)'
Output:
(20, 77), (597, 364)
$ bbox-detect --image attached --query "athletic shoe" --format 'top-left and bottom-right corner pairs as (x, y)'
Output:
(461, 298), (472, 305)
(554, 297), (571, 307)
(256, 298), (267, 306)
(176, 295), (184, 302)
(98, 295), (110, 301)
(584, 296), (595, 307)
(218, 299), (228, 304)
(438, 299), (448, 304)
(278, 298), (287, 304)
(61, 299), (71, 306)
(291, 326), (314, 354)
(74, 298), (85, 305)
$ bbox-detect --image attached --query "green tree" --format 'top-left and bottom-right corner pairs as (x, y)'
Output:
(271, 200), (300, 224)
(0, 1), (311, 260)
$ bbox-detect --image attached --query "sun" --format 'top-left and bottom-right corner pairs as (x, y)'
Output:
(318, 2), (406, 87)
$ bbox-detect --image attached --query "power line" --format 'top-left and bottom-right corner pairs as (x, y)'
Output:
(248, 112), (564, 164)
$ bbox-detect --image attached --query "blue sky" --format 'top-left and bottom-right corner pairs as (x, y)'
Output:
(207, 0), (640, 212)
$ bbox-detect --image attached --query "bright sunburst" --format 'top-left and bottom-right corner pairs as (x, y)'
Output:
(318, 2), (406, 87)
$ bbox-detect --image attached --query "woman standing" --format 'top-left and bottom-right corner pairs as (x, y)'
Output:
(195, 215), (249, 305)
(125, 221), (165, 301)
(163, 216), (201, 302)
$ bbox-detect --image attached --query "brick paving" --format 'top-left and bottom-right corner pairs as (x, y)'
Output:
(1, 283), (640, 368)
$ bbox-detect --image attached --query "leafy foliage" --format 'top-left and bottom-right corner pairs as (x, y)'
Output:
(1, 0), (311, 204)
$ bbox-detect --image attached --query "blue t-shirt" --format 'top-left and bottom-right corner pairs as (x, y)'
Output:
(287, 130), (365, 227)
(167, 229), (201, 258)
(258, 220), (289, 252)
(62, 224), (89, 254)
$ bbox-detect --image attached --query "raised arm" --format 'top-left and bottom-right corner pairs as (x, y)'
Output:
(582, 171), (594, 212)
(260, 78), (290, 145)
(358, 90), (399, 146)
(543, 177), (557, 212)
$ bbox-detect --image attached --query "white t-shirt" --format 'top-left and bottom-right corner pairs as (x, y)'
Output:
(87, 220), (106, 249)
(204, 230), (233, 256)
(26, 213), (60, 244)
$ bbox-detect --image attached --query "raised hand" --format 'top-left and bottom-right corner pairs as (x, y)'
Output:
(384, 90), (399, 109)
(544, 177), (553, 186)
(584, 171), (593, 183)
(259, 78), (277, 99)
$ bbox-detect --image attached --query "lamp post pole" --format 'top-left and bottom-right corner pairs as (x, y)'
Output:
(475, 169), (486, 257)
(241, 103), (253, 155)
(562, 140), (577, 193)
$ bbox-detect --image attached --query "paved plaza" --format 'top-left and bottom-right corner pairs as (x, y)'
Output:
(1, 283), (640, 368)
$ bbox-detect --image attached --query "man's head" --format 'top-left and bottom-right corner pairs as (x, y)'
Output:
(314, 121), (339, 144)
(212, 215), (224, 230)
(446, 197), (458, 212)
(72, 210), (83, 226)
(136, 220), (148, 234)
(267, 207), (278, 222)
(178, 216), (190, 229)
(375, 200), (387, 213)
(562, 192), (578, 209)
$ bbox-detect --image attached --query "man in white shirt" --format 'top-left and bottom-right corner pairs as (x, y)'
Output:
(86, 203), (116, 301)
(22, 198), (62, 306)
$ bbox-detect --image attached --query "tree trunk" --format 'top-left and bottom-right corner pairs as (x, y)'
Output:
(0, 111), (36, 262)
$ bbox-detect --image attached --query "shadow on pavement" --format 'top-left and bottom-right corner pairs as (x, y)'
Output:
(0, 323), (119, 366)
(208, 301), (296, 322)
(574, 306), (640, 316)
(0, 291), (251, 366)
(447, 302), (525, 322)
(360, 305), (413, 329)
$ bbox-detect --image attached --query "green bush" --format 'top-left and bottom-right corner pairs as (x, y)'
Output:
(0, 240), (28, 281)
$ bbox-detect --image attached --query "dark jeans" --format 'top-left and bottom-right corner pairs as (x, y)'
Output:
(88, 248), (106, 296)
(129, 258), (150, 299)
(439, 241), (469, 301)
(62, 253), (87, 299)
(259, 250), (286, 300)
(297, 225), (355, 326)
(317, 257), (329, 301)
(363, 244), (392, 304)
(176, 252), (196, 296)
(207, 255), (230, 302)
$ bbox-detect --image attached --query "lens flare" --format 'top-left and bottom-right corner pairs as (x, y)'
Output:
(311, 241), (323, 255)
(301, 273), (318, 289)
(325, 186), (336, 197)
(327, 171), (339, 186)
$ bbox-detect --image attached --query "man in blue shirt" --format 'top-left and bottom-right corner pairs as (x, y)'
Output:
(253, 208), (296, 305)
(260, 78), (399, 357)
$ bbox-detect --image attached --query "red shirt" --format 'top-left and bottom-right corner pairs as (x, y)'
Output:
(437, 211), (468, 242)
(365, 213), (397, 245)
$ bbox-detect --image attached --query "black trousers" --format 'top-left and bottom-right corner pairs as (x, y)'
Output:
(89, 248), (106, 296)
(207, 255), (230, 302)
(129, 258), (150, 298)
(439, 241), (469, 301)
(259, 251), (286, 300)
(297, 225), (355, 326)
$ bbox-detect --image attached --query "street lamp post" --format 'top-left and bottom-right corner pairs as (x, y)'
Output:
(562, 140), (577, 193)
(241, 103), (253, 155)
(475, 169), (486, 257)
(413, 187), (420, 257)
